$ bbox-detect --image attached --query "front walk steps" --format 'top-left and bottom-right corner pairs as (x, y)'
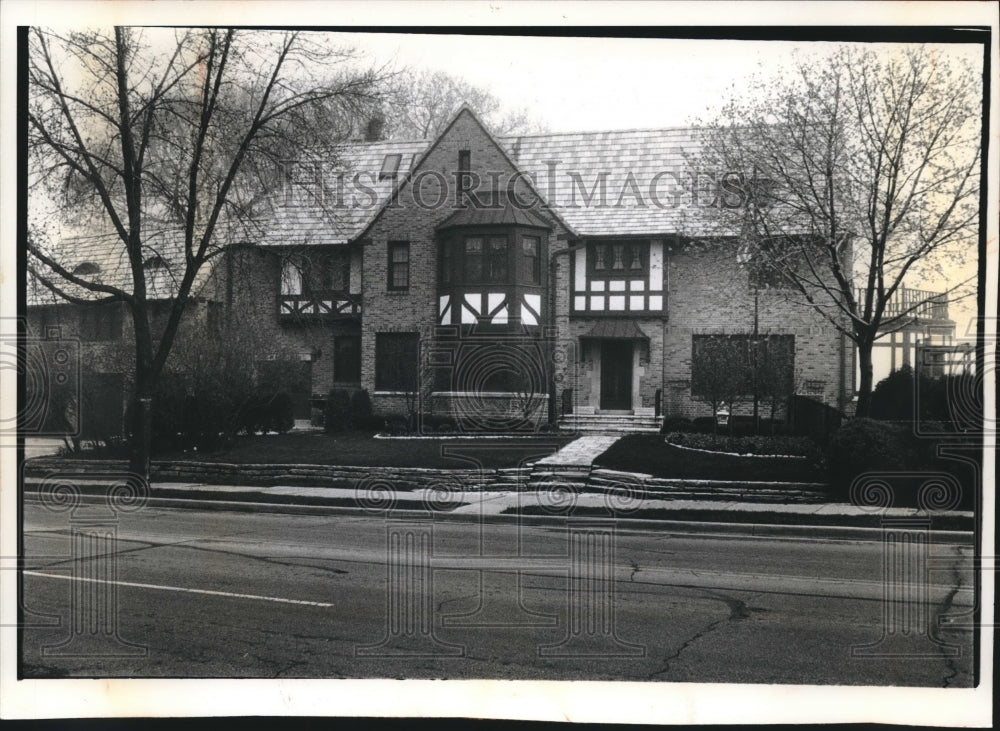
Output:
(558, 413), (661, 434)
(535, 435), (622, 466)
(527, 435), (622, 493)
(524, 435), (833, 505)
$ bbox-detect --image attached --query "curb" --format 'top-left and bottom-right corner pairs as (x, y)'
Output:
(23, 493), (975, 545)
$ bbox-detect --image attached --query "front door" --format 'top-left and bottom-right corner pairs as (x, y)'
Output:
(600, 340), (633, 411)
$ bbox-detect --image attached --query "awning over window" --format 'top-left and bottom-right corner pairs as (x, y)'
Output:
(436, 190), (553, 230)
(579, 319), (649, 342)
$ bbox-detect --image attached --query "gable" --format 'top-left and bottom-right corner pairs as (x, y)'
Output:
(357, 107), (574, 242)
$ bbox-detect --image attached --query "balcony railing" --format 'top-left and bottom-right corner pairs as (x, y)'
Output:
(279, 290), (361, 321)
(856, 287), (950, 322)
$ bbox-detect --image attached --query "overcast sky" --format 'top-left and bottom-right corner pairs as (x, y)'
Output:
(330, 33), (984, 133)
(326, 32), (983, 330)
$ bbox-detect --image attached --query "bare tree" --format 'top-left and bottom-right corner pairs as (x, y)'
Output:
(692, 45), (982, 417)
(691, 335), (749, 434)
(27, 27), (387, 479)
(381, 69), (547, 140)
(754, 334), (796, 433)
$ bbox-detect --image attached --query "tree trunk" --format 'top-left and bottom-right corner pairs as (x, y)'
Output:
(128, 368), (154, 482)
(855, 341), (875, 418)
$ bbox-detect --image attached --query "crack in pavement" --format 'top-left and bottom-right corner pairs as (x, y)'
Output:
(24, 534), (214, 570)
(30, 532), (351, 578)
(935, 551), (967, 688)
(628, 559), (640, 582)
(647, 590), (756, 680)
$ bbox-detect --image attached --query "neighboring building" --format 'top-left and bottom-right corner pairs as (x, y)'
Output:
(26, 107), (956, 435)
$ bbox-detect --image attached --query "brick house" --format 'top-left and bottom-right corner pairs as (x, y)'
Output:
(27, 106), (956, 437)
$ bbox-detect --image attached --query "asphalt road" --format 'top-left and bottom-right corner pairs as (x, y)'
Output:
(19, 501), (976, 685)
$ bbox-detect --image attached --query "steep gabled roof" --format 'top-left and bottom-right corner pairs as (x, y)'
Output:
(499, 127), (717, 237)
(354, 104), (579, 243)
(28, 117), (738, 306)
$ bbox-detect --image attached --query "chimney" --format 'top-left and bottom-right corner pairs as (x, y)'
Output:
(365, 113), (386, 142)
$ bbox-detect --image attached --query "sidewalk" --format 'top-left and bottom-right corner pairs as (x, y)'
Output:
(20, 475), (976, 542)
(19, 436), (976, 542)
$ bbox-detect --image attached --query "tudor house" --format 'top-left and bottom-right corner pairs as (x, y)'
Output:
(26, 106), (957, 436)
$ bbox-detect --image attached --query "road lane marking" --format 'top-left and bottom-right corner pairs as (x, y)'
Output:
(22, 571), (336, 608)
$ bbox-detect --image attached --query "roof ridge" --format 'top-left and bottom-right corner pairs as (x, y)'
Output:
(500, 125), (704, 141)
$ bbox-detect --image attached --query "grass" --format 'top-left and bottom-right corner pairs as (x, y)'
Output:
(71, 430), (576, 470)
(595, 434), (828, 483)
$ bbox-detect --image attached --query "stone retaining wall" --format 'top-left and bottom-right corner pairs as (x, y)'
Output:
(23, 458), (833, 503)
(22, 458), (527, 491)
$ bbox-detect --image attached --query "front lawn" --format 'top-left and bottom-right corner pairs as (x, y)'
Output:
(72, 431), (576, 470)
(595, 434), (828, 483)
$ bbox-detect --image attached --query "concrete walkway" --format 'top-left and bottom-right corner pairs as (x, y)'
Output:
(534, 435), (622, 466)
(20, 477), (974, 541)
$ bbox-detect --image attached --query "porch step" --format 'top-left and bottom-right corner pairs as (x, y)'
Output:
(558, 414), (661, 434)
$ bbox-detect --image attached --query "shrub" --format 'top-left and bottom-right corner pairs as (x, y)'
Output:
(323, 388), (374, 432)
(349, 389), (373, 424)
(385, 417), (410, 436)
(664, 432), (821, 460)
(266, 392), (295, 433)
(323, 389), (353, 432)
(691, 416), (717, 434)
(660, 417), (693, 434)
(826, 418), (920, 494)
(870, 367), (980, 432)
(353, 414), (386, 432)
(870, 366), (916, 421)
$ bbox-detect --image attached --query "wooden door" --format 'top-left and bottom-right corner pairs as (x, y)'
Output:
(600, 340), (633, 411)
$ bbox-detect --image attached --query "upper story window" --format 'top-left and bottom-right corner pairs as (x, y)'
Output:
(464, 237), (483, 281)
(522, 236), (540, 284)
(281, 255), (304, 295)
(379, 154), (402, 181)
(320, 252), (349, 291)
(589, 241), (647, 275)
(458, 149), (471, 173)
(486, 237), (508, 282)
(440, 228), (547, 288)
(440, 241), (453, 285)
(388, 241), (410, 291)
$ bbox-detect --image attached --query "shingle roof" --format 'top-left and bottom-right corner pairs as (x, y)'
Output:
(28, 124), (738, 306)
(27, 225), (225, 306)
(499, 127), (726, 237)
(258, 139), (429, 246)
(27, 140), (431, 306)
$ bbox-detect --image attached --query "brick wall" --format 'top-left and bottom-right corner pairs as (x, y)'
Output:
(221, 245), (362, 398)
(361, 108), (571, 416)
(551, 239), (852, 421)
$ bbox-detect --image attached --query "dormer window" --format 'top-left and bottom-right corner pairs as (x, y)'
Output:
(72, 262), (102, 284)
(379, 153), (401, 181)
(143, 255), (171, 298)
(72, 262), (101, 277)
